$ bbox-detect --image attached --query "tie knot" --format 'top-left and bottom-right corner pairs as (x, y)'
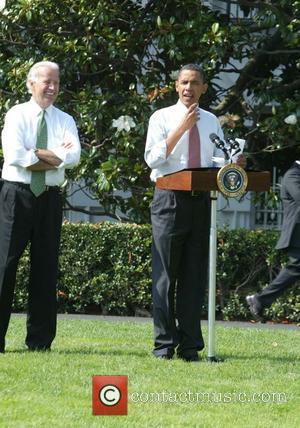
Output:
(37, 110), (46, 127)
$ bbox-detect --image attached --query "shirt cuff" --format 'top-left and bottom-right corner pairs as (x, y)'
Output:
(25, 150), (40, 167)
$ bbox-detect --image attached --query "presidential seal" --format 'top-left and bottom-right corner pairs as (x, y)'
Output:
(217, 163), (248, 198)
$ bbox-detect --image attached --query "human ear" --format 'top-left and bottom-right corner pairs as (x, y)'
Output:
(202, 83), (208, 94)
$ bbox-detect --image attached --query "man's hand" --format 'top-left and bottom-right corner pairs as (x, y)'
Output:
(179, 103), (200, 132)
(166, 103), (199, 156)
(28, 148), (62, 170)
(27, 159), (56, 171)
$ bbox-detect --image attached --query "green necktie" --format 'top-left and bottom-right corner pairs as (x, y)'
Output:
(30, 110), (47, 197)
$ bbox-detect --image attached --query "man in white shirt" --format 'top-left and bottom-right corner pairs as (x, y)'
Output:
(0, 61), (81, 353)
(145, 64), (245, 362)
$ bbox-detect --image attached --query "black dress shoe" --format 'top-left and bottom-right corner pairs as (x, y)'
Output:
(246, 294), (263, 318)
(27, 346), (51, 352)
(178, 354), (200, 363)
(155, 354), (173, 360)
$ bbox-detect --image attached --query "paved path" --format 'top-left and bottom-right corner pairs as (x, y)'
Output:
(12, 313), (299, 330)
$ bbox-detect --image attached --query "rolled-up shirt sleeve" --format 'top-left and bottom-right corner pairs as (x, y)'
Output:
(144, 111), (168, 169)
(1, 109), (39, 168)
(51, 116), (81, 169)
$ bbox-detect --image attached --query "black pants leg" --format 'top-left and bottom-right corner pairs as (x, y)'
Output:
(0, 183), (34, 345)
(176, 199), (210, 356)
(256, 248), (300, 308)
(151, 188), (210, 357)
(151, 189), (179, 357)
(0, 182), (62, 350)
(25, 189), (62, 349)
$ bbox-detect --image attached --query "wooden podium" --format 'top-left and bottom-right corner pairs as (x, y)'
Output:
(156, 168), (270, 192)
(156, 168), (271, 362)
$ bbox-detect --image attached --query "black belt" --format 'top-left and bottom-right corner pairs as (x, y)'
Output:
(156, 187), (208, 198)
(3, 180), (60, 192)
(175, 190), (208, 198)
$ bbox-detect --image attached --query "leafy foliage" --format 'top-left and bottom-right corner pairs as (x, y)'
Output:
(0, 0), (299, 221)
(13, 223), (299, 322)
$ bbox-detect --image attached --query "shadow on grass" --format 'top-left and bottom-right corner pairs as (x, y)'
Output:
(57, 347), (149, 357)
(4, 347), (299, 363)
(217, 352), (300, 363)
(4, 347), (149, 358)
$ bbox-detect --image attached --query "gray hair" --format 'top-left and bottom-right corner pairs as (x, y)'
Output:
(26, 61), (60, 93)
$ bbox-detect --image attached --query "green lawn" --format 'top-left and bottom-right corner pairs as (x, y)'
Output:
(0, 316), (299, 428)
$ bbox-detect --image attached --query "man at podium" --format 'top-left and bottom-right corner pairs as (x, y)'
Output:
(145, 63), (244, 362)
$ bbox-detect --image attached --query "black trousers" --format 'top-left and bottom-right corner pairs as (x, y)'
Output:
(256, 247), (300, 308)
(151, 188), (210, 358)
(0, 181), (62, 349)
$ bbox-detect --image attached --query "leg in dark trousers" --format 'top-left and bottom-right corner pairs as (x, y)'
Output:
(26, 189), (62, 350)
(151, 189), (180, 357)
(176, 194), (210, 358)
(0, 183), (34, 348)
(0, 182), (62, 351)
(256, 248), (300, 308)
(151, 188), (210, 358)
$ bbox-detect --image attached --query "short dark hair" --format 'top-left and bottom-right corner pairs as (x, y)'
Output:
(177, 64), (206, 82)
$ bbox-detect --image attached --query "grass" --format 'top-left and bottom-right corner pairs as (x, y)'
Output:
(0, 316), (299, 428)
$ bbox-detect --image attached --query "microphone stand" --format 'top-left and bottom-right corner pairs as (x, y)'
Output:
(207, 136), (241, 362)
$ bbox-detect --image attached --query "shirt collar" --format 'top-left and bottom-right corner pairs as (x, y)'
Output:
(175, 99), (201, 114)
(176, 99), (189, 112)
(29, 97), (54, 118)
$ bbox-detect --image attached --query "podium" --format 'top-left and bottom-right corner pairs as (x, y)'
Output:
(156, 169), (270, 192)
(156, 168), (270, 362)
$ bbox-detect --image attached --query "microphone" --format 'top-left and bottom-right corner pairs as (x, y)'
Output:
(209, 133), (225, 147)
(226, 137), (240, 151)
(226, 137), (241, 158)
(209, 133), (229, 160)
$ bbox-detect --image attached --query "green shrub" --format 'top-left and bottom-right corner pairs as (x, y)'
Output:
(13, 223), (299, 322)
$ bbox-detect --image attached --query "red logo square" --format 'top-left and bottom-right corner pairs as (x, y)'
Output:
(92, 376), (128, 415)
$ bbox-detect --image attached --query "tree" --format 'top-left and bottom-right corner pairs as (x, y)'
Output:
(211, 0), (300, 174)
(0, 0), (299, 222)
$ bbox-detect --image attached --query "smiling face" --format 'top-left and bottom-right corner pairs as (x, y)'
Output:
(175, 69), (208, 108)
(29, 66), (60, 109)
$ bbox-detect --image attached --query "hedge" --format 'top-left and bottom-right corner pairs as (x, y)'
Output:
(13, 222), (299, 323)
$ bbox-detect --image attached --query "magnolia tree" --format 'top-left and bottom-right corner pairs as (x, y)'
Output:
(0, 0), (299, 222)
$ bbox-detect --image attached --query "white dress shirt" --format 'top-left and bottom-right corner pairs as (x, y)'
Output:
(145, 100), (225, 182)
(1, 98), (81, 185)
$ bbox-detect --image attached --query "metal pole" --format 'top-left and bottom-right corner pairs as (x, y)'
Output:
(207, 190), (222, 362)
